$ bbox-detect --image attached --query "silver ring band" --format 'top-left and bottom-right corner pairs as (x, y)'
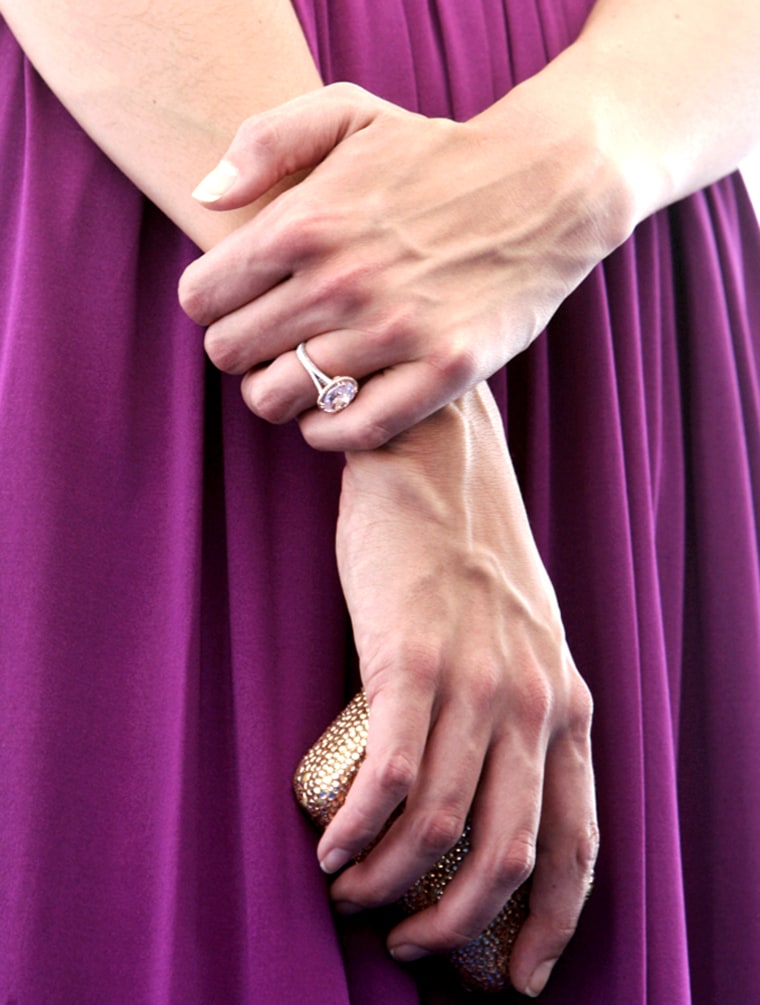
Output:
(296, 342), (359, 413)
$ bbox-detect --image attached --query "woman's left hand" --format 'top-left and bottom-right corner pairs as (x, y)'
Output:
(324, 383), (598, 997)
(178, 77), (633, 451)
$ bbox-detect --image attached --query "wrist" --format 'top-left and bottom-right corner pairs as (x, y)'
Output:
(344, 385), (499, 486)
(532, 38), (676, 226)
(470, 62), (640, 288)
(527, 4), (760, 224)
(342, 384), (527, 539)
(340, 385), (564, 638)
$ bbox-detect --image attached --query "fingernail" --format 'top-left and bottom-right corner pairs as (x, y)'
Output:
(389, 944), (430, 963)
(191, 160), (239, 202)
(332, 900), (362, 916)
(525, 958), (558, 997)
(319, 848), (352, 874)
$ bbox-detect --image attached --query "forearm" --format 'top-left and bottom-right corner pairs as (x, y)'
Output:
(592, 0), (758, 193)
(334, 376), (596, 998)
(0, 0), (322, 249)
(504, 0), (760, 228)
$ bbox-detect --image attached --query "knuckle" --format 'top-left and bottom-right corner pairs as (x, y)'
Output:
(203, 326), (245, 374)
(307, 262), (370, 315)
(242, 380), (290, 424)
(569, 677), (594, 729)
(411, 810), (465, 859)
(407, 894), (489, 949)
(341, 260), (381, 310)
(435, 915), (488, 948)
(425, 340), (478, 396)
(555, 673), (595, 746)
(518, 676), (555, 733)
(237, 113), (282, 160)
(397, 641), (443, 688)
(372, 750), (417, 800)
(348, 323), (391, 363)
(487, 833), (536, 889)
(466, 665), (501, 714)
(284, 205), (329, 257)
(373, 300), (422, 347)
(327, 80), (368, 107)
(348, 415), (398, 451)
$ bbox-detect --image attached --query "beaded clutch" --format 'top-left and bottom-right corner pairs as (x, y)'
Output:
(293, 691), (529, 993)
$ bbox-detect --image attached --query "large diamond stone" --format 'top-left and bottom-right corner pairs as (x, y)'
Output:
(318, 377), (359, 413)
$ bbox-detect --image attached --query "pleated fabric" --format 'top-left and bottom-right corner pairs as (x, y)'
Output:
(1, 2), (759, 1002)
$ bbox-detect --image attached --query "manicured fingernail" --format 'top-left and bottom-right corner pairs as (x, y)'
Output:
(525, 959), (558, 997)
(319, 848), (352, 874)
(389, 944), (430, 963)
(332, 900), (362, 916)
(191, 160), (239, 202)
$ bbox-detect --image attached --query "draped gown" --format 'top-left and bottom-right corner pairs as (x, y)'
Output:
(1, 2), (759, 1002)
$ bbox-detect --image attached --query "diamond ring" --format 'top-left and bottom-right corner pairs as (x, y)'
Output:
(296, 342), (359, 413)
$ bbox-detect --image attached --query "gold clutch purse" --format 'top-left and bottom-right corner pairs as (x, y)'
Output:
(293, 691), (529, 993)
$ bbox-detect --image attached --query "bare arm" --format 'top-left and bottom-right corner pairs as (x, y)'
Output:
(0, 2), (600, 993)
(548, 0), (760, 218)
(333, 389), (596, 998)
(0, 0), (321, 249)
(178, 0), (760, 450)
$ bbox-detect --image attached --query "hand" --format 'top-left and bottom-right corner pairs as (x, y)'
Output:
(178, 78), (634, 450)
(322, 383), (598, 997)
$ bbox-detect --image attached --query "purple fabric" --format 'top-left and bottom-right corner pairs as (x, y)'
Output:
(2, 1), (759, 1002)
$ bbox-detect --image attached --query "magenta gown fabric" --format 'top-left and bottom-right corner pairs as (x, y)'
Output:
(1, 1), (759, 1002)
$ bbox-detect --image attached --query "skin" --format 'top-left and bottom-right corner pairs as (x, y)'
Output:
(10, 0), (757, 994)
(331, 386), (596, 996)
(0, 0), (323, 247)
(178, 0), (760, 450)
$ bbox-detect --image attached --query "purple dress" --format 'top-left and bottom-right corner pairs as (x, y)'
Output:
(1, 2), (759, 1002)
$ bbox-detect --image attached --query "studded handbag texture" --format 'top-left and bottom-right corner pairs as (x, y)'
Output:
(293, 691), (529, 993)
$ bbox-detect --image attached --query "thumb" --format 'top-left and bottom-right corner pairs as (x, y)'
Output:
(191, 82), (381, 209)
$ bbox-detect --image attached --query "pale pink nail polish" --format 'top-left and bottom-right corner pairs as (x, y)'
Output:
(319, 848), (351, 874)
(525, 958), (558, 997)
(389, 944), (430, 963)
(191, 160), (239, 203)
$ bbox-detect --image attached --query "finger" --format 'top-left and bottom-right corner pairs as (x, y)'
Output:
(182, 166), (381, 328)
(201, 252), (400, 376)
(221, 316), (478, 447)
(179, 211), (293, 327)
(189, 82), (384, 209)
(508, 732), (598, 998)
(328, 696), (488, 910)
(235, 345), (461, 451)
(384, 730), (544, 961)
(238, 343), (369, 424)
(297, 359), (465, 450)
(316, 674), (434, 876)
(236, 323), (416, 421)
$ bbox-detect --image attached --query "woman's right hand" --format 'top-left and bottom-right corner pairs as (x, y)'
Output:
(325, 383), (598, 997)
